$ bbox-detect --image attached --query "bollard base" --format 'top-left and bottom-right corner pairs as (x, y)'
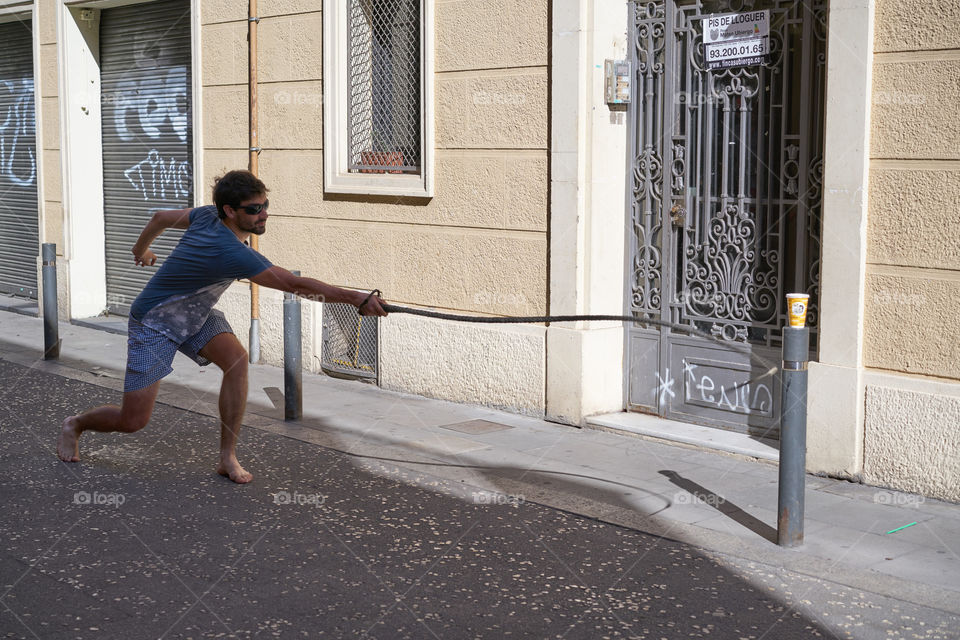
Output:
(778, 509), (804, 547)
(43, 339), (62, 361)
(249, 318), (261, 364)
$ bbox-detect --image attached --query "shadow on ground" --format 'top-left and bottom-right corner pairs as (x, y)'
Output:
(0, 358), (952, 639)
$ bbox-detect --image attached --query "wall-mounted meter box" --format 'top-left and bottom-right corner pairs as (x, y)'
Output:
(604, 59), (631, 105)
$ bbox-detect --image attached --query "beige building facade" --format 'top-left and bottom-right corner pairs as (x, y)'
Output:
(861, 0), (960, 501)
(0, 0), (956, 501)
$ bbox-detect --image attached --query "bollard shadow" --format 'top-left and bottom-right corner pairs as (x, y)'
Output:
(262, 386), (285, 412)
(659, 470), (777, 543)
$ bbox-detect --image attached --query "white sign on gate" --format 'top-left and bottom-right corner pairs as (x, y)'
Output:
(702, 10), (770, 70)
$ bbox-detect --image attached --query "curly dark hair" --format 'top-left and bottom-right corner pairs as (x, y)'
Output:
(212, 170), (269, 219)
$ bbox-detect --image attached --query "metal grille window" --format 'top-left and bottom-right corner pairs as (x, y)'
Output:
(348, 0), (420, 174)
(321, 302), (378, 380)
(323, 0), (434, 197)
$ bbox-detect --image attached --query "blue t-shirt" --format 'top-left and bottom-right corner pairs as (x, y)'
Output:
(130, 205), (272, 341)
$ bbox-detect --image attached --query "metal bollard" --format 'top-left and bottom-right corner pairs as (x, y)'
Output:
(41, 243), (60, 360)
(249, 317), (260, 364)
(777, 325), (809, 547)
(282, 271), (302, 421)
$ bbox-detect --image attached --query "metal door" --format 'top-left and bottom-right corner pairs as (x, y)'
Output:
(101, 0), (192, 314)
(625, 0), (826, 437)
(0, 19), (39, 299)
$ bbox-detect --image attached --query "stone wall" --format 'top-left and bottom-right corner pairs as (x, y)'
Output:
(866, 0), (960, 378)
(863, 0), (960, 500)
(204, 0), (550, 412)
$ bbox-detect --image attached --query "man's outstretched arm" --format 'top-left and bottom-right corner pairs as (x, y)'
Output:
(131, 207), (193, 266)
(250, 266), (388, 316)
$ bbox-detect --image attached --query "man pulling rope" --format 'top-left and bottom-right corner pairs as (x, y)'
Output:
(58, 170), (777, 483)
(56, 171), (388, 483)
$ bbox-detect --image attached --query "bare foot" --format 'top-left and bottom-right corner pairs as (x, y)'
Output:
(57, 416), (81, 462)
(217, 456), (253, 484)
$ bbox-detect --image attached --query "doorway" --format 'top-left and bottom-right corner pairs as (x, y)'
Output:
(625, 0), (826, 437)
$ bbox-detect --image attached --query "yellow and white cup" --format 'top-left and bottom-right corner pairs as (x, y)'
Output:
(786, 293), (810, 328)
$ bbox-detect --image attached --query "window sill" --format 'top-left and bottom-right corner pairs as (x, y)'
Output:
(323, 171), (433, 198)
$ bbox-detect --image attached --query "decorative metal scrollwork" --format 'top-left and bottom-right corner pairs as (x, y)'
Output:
(711, 321), (748, 343)
(812, 5), (828, 42)
(632, 140), (663, 312)
(717, 0), (759, 11)
(709, 68), (761, 102)
(682, 204), (777, 331)
(807, 156), (824, 204)
(634, 147), (663, 202)
(636, 0), (664, 21)
(630, 1), (667, 316)
(783, 144), (800, 196)
(632, 239), (663, 311)
(766, 21), (786, 70)
(635, 2), (666, 76)
(671, 144), (685, 194)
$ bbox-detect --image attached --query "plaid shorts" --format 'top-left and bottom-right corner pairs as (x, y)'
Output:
(124, 310), (234, 392)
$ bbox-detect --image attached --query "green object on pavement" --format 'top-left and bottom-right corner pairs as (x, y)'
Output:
(886, 522), (918, 534)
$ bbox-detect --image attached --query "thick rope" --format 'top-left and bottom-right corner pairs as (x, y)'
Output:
(379, 301), (780, 385)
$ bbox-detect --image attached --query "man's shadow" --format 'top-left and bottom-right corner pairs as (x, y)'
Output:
(659, 470), (777, 543)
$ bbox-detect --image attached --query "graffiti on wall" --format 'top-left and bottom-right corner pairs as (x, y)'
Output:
(111, 66), (188, 143)
(654, 361), (774, 416)
(0, 78), (36, 188)
(109, 65), (192, 202)
(125, 149), (191, 201)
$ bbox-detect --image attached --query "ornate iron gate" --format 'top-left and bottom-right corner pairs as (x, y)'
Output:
(625, 0), (826, 437)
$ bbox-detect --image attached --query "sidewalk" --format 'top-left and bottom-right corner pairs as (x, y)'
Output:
(2, 305), (958, 616)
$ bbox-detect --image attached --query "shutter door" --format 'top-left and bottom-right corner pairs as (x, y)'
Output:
(100, 0), (192, 314)
(0, 20), (39, 299)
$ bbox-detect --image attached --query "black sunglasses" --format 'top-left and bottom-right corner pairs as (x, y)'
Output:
(235, 199), (269, 215)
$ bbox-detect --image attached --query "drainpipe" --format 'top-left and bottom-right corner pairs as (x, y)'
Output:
(248, 0), (261, 363)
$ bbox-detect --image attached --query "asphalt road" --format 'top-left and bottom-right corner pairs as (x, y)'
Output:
(0, 359), (957, 639)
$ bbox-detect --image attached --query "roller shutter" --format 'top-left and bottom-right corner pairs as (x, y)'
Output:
(0, 20), (39, 299)
(100, 0), (192, 314)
